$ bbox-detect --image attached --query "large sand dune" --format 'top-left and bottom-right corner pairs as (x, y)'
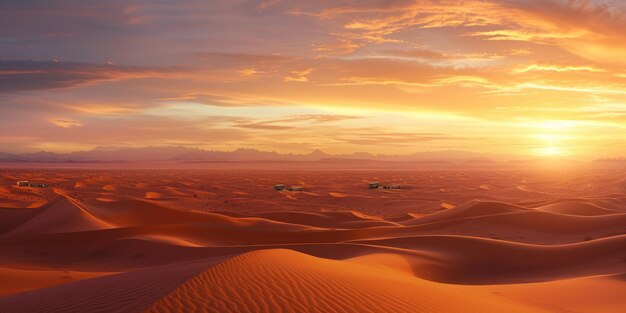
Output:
(2, 197), (114, 238)
(0, 168), (624, 312)
(146, 249), (539, 313)
(533, 201), (623, 216)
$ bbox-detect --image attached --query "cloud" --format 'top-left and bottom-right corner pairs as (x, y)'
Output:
(0, 60), (173, 93)
(158, 92), (295, 107)
(194, 52), (298, 82)
(51, 119), (83, 128)
(384, 49), (449, 60)
(195, 52), (293, 65)
(313, 38), (361, 55)
(256, 0), (283, 12)
(293, 0), (504, 44)
(468, 29), (589, 42)
(1, 0), (626, 157)
(293, 0), (626, 67)
(332, 130), (467, 146)
(284, 68), (314, 82)
(511, 82), (626, 95)
(513, 64), (605, 73)
(232, 114), (363, 130)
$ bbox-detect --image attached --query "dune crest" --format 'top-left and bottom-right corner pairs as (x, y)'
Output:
(147, 249), (540, 313)
(0, 168), (625, 312)
(534, 201), (623, 216)
(2, 197), (114, 237)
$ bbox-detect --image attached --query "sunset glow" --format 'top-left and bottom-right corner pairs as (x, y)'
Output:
(536, 146), (565, 156)
(1, 3), (626, 312)
(1, 0), (625, 160)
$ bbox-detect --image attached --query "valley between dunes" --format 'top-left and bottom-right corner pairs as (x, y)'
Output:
(0, 168), (625, 312)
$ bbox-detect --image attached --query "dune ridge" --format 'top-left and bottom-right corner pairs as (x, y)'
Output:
(0, 169), (625, 312)
(146, 249), (540, 313)
(2, 197), (114, 238)
(533, 201), (623, 216)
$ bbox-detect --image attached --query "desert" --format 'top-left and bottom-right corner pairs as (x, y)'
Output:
(0, 166), (624, 312)
(3, 1), (626, 311)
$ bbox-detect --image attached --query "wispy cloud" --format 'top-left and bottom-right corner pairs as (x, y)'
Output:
(51, 119), (83, 128)
(284, 68), (313, 82)
(0, 60), (174, 92)
(513, 64), (606, 73)
(232, 114), (363, 130)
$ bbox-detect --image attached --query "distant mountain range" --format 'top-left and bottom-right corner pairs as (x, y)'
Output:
(0, 146), (508, 163)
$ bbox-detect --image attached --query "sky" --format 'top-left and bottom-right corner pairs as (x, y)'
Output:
(1, 0), (625, 159)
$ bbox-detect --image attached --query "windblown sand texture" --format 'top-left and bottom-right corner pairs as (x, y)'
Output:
(0, 168), (625, 312)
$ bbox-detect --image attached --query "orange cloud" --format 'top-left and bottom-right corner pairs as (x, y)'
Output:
(284, 68), (314, 82)
(468, 29), (591, 42)
(51, 119), (83, 128)
(513, 64), (605, 73)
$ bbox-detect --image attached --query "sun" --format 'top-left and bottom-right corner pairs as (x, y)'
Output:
(530, 123), (577, 157)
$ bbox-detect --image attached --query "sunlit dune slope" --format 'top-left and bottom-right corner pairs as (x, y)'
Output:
(81, 198), (319, 232)
(1, 168), (625, 312)
(399, 200), (531, 225)
(0, 250), (546, 313)
(2, 197), (114, 238)
(2, 225), (624, 284)
(474, 274), (626, 313)
(146, 249), (540, 313)
(229, 210), (398, 228)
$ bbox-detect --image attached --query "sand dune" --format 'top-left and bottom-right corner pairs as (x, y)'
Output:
(0, 257), (229, 313)
(0, 207), (41, 235)
(0, 168), (625, 312)
(81, 199), (319, 232)
(400, 200), (530, 226)
(241, 210), (398, 229)
(352, 235), (626, 284)
(398, 201), (626, 243)
(1, 197), (624, 272)
(2, 197), (114, 238)
(0, 250), (549, 313)
(476, 273), (626, 313)
(146, 249), (540, 313)
(534, 201), (622, 216)
(526, 197), (626, 213)
(0, 267), (113, 297)
(2, 224), (624, 282)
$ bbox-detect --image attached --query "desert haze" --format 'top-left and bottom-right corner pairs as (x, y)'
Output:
(0, 165), (624, 312)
